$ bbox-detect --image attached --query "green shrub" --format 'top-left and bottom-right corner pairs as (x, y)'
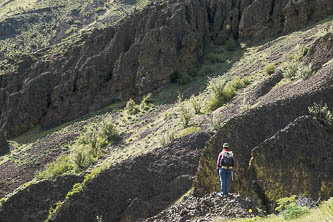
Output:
(190, 96), (202, 114)
(284, 60), (299, 79)
(71, 144), (94, 170)
(308, 103), (333, 130)
(100, 120), (121, 143)
(37, 119), (121, 179)
(283, 44), (312, 80)
(207, 77), (250, 111)
(297, 63), (313, 80)
(281, 203), (310, 220)
(160, 130), (176, 146)
(140, 93), (153, 110)
(126, 99), (140, 115)
(176, 126), (200, 138)
(37, 155), (73, 180)
(179, 104), (193, 128)
(264, 63), (275, 75)
(225, 36), (236, 51)
(275, 195), (297, 212)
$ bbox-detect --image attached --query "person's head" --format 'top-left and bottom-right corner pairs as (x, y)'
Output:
(223, 143), (229, 150)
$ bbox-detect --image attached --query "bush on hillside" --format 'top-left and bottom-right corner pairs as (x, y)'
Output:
(140, 93), (154, 110)
(207, 77), (250, 111)
(179, 103), (193, 128)
(308, 103), (333, 131)
(126, 99), (140, 115)
(283, 44), (313, 80)
(100, 120), (121, 143)
(160, 130), (175, 146)
(281, 203), (310, 220)
(190, 95), (202, 114)
(264, 63), (275, 75)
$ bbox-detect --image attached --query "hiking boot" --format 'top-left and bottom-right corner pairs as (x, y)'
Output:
(218, 192), (224, 197)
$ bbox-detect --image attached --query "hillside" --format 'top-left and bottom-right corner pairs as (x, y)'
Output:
(0, 0), (333, 221)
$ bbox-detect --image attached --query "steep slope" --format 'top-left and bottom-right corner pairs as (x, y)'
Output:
(195, 33), (333, 207)
(1, 0), (333, 139)
(0, 1), (333, 222)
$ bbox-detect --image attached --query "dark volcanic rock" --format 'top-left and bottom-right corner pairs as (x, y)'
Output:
(145, 192), (260, 222)
(49, 132), (211, 222)
(239, 0), (333, 44)
(0, 134), (9, 156)
(1, 0), (333, 139)
(304, 32), (333, 71)
(194, 62), (333, 203)
(0, 175), (82, 222)
(251, 116), (333, 202)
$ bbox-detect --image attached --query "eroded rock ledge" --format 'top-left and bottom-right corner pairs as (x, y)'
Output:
(1, 0), (332, 138)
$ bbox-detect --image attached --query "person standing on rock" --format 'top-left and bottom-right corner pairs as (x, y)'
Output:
(216, 143), (234, 196)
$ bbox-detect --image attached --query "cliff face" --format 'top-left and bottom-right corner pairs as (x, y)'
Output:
(1, 0), (333, 139)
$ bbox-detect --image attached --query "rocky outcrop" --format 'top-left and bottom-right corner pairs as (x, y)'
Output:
(0, 175), (82, 222)
(194, 61), (333, 204)
(48, 132), (210, 222)
(0, 132), (210, 221)
(1, 0), (333, 139)
(239, 0), (333, 44)
(0, 134), (9, 155)
(304, 32), (333, 71)
(145, 192), (260, 222)
(250, 116), (333, 202)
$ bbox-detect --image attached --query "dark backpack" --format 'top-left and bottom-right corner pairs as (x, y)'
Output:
(221, 152), (233, 167)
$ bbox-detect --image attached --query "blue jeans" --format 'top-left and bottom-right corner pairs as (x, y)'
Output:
(219, 168), (232, 195)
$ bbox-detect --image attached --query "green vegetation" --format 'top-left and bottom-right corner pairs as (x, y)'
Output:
(207, 77), (251, 111)
(264, 63), (275, 75)
(179, 103), (194, 128)
(282, 45), (313, 80)
(37, 118), (120, 179)
(46, 162), (110, 221)
(160, 130), (176, 146)
(190, 95), (203, 114)
(308, 103), (333, 131)
(176, 126), (200, 138)
(45, 201), (64, 221)
(0, 0), (143, 75)
(214, 197), (333, 222)
(126, 99), (141, 115)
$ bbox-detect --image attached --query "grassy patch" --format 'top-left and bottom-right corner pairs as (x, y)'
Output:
(282, 44), (313, 80)
(264, 63), (275, 75)
(308, 102), (333, 132)
(213, 197), (333, 222)
(176, 126), (200, 138)
(37, 118), (120, 179)
(207, 76), (251, 111)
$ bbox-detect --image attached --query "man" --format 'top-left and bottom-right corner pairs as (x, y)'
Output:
(216, 143), (234, 196)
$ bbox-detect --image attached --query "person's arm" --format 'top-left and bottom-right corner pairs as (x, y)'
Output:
(216, 153), (222, 170)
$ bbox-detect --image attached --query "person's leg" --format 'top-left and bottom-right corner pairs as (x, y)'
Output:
(221, 168), (227, 195)
(219, 168), (224, 194)
(225, 169), (232, 195)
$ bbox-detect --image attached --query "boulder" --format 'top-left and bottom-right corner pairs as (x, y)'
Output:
(250, 116), (333, 201)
